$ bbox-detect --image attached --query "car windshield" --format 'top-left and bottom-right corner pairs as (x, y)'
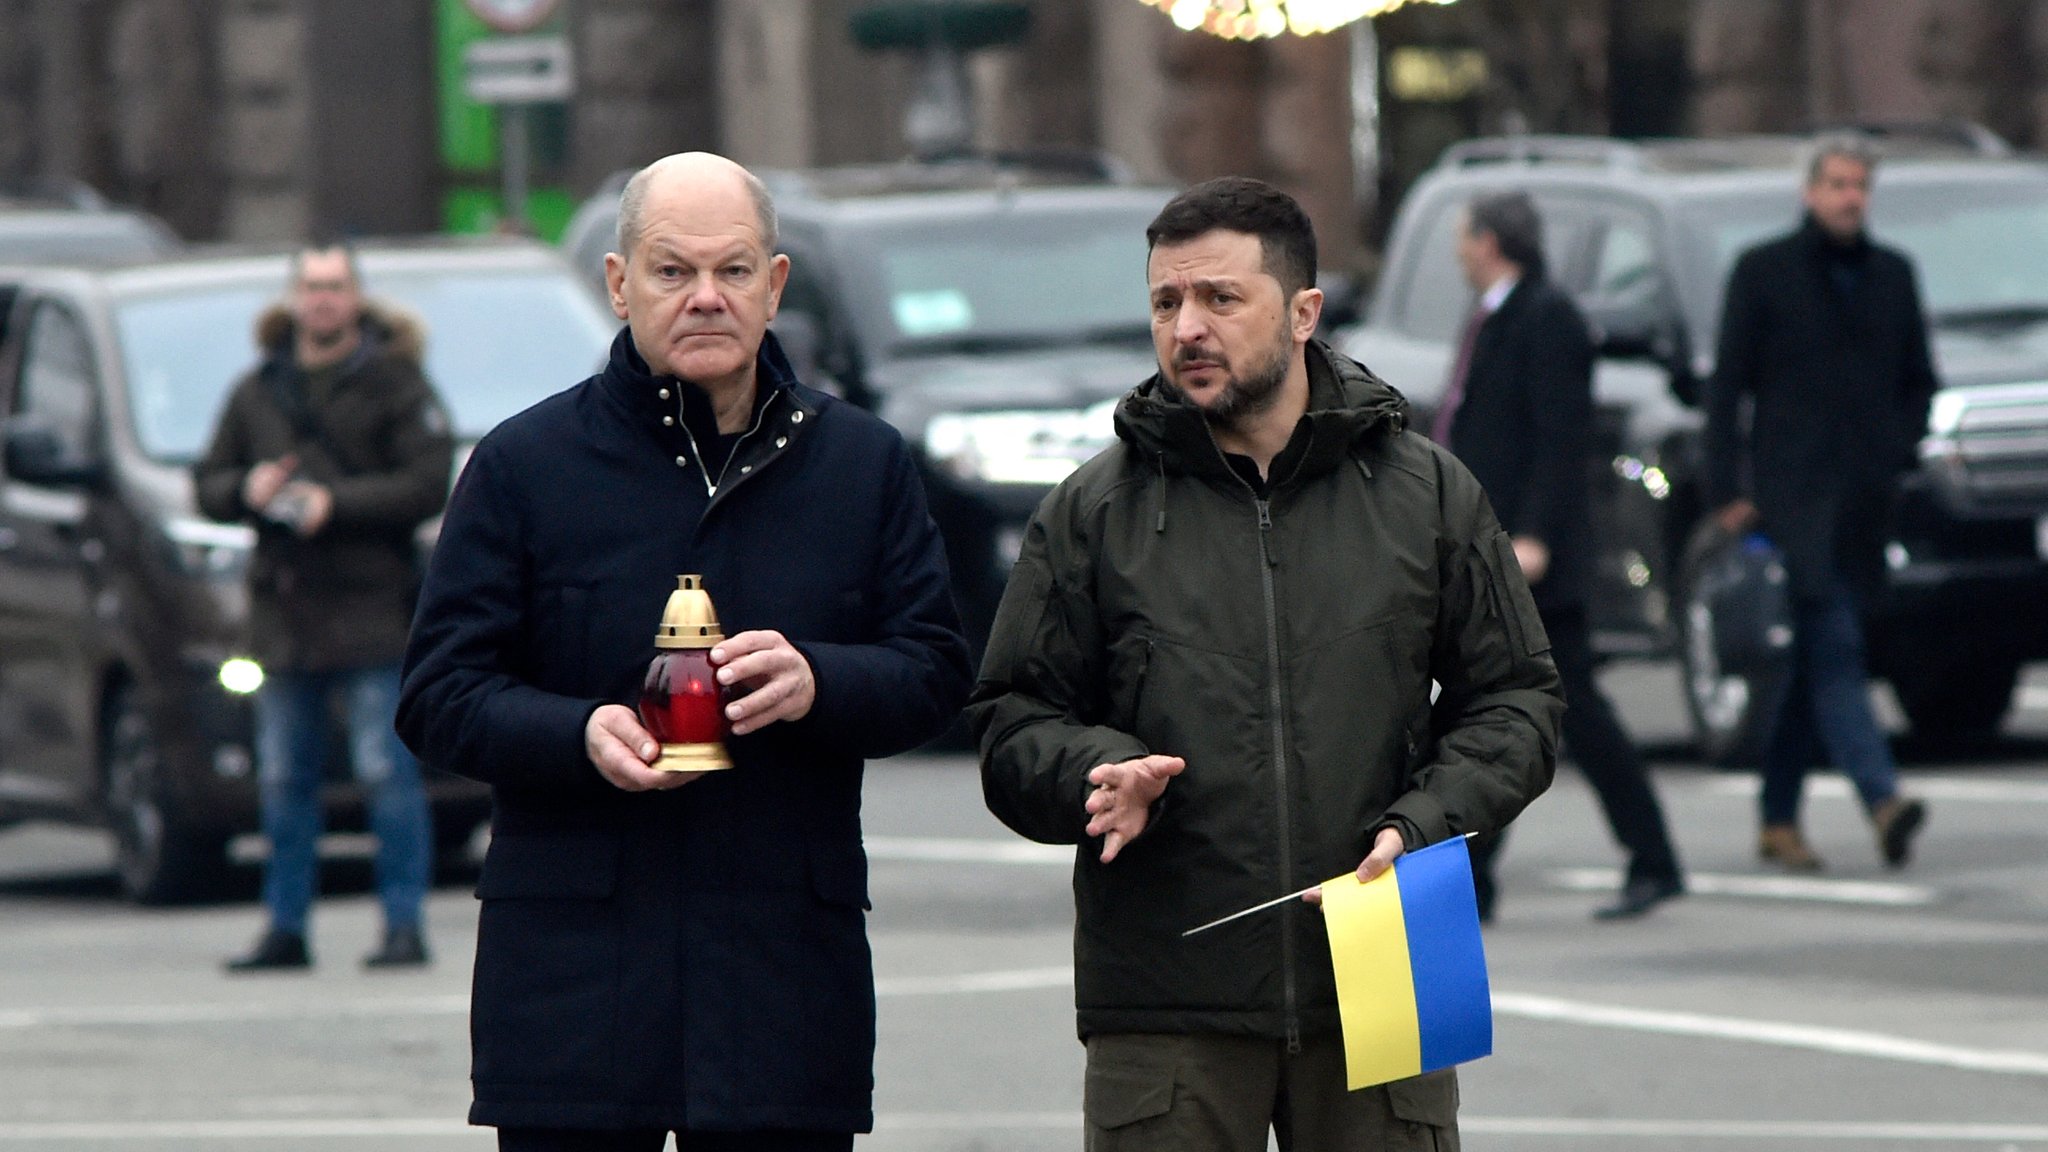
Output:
(835, 206), (1158, 356)
(113, 266), (615, 464)
(1678, 177), (2048, 342)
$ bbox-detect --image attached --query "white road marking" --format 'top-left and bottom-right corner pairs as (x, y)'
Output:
(1493, 992), (2048, 1076)
(1, 1115), (2043, 1142)
(1701, 775), (2048, 805)
(1549, 866), (1939, 907)
(10, 970), (2047, 1084)
(875, 966), (1073, 996)
(864, 835), (1070, 865)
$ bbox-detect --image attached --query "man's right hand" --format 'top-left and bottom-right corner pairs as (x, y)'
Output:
(586, 704), (703, 792)
(1715, 499), (1759, 535)
(242, 455), (298, 513)
(1083, 754), (1186, 863)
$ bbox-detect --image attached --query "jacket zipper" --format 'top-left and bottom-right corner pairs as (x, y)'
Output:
(676, 388), (781, 509)
(1256, 496), (1301, 1055)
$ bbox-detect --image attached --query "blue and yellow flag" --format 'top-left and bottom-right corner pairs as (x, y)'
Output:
(1319, 836), (1492, 1090)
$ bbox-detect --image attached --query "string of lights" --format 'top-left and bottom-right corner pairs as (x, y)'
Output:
(1140, 0), (1456, 40)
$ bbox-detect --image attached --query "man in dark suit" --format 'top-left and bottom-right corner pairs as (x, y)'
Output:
(1707, 134), (1932, 872)
(1439, 191), (1686, 920)
(398, 153), (971, 1151)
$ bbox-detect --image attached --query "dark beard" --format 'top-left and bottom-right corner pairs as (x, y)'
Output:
(1163, 333), (1292, 432)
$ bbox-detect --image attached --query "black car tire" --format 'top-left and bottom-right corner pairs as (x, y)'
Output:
(1677, 542), (1789, 767)
(1890, 659), (2019, 746)
(102, 682), (233, 905)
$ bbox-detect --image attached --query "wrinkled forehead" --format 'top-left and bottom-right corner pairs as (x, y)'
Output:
(639, 178), (767, 251)
(295, 249), (357, 286)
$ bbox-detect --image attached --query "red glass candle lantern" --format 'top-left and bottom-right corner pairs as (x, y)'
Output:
(639, 575), (734, 772)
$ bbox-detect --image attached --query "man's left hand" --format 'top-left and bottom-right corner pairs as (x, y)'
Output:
(713, 631), (815, 735)
(1303, 826), (1407, 906)
(1511, 535), (1549, 585)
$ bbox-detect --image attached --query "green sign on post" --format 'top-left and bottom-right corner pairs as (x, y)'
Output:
(434, 0), (574, 240)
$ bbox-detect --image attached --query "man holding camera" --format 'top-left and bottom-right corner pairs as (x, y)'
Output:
(196, 242), (454, 971)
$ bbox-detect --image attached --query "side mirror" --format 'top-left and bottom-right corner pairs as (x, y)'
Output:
(4, 413), (103, 486)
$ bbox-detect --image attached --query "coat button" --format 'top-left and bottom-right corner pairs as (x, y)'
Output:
(659, 389), (670, 400)
(675, 455), (687, 467)
(790, 411), (804, 423)
(663, 416), (674, 426)
(774, 436), (788, 449)
(740, 465), (752, 474)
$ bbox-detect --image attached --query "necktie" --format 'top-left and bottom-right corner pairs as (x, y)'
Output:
(1431, 307), (1487, 446)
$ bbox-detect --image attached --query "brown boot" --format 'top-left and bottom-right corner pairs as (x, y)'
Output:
(1871, 797), (1927, 869)
(1759, 824), (1824, 872)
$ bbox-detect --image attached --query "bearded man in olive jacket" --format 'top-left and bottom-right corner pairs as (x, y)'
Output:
(972, 178), (1562, 1151)
(197, 243), (453, 972)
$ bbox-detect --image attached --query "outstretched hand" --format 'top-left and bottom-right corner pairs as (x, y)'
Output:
(1084, 754), (1186, 863)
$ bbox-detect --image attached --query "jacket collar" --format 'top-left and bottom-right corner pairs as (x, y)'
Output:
(1798, 213), (1871, 261)
(1113, 339), (1409, 486)
(599, 326), (814, 426)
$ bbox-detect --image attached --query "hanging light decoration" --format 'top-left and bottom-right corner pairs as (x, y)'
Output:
(1142, 0), (1454, 40)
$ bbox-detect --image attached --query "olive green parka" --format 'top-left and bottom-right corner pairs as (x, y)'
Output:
(971, 341), (1562, 1045)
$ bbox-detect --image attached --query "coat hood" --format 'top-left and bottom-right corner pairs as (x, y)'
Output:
(1113, 339), (1409, 483)
(254, 299), (427, 367)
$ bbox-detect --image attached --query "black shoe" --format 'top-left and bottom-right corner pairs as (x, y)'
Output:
(363, 927), (429, 969)
(1593, 876), (1684, 921)
(225, 930), (310, 972)
(1874, 797), (1927, 869)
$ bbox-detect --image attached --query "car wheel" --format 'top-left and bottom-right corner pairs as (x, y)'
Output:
(103, 683), (232, 904)
(1678, 581), (1784, 767)
(1890, 660), (2018, 746)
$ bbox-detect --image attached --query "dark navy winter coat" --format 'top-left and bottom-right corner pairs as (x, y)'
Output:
(397, 328), (970, 1134)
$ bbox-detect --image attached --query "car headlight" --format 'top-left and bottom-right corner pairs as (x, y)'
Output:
(218, 657), (265, 695)
(924, 400), (1119, 486)
(165, 517), (255, 577)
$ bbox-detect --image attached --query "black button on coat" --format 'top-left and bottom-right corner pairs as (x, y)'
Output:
(397, 329), (971, 1134)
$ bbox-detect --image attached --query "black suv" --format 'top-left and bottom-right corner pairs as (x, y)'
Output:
(1343, 128), (2048, 760)
(562, 155), (1176, 654)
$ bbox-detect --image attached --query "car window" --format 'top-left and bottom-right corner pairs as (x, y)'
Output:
(12, 303), (98, 463)
(112, 267), (614, 464)
(1591, 216), (1661, 303)
(1394, 194), (1593, 341)
(835, 205), (1159, 354)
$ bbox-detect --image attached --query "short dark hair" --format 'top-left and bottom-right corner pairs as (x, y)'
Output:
(1145, 176), (1318, 298)
(291, 239), (361, 288)
(1465, 191), (1545, 278)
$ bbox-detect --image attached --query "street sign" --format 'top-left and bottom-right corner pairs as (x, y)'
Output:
(462, 35), (574, 104)
(463, 0), (561, 34)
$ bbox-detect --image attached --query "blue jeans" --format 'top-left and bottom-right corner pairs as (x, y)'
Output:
(254, 664), (430, 935)
(1760, 583), (1901, 826)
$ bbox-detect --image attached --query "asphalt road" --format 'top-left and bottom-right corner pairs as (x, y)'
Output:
(1, 660), (2046, 1150)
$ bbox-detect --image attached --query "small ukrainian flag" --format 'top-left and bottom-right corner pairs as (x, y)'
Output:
(1319, 836), (1493, 1090)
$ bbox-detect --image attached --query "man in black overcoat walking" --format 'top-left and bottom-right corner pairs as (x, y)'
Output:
(1439, 191), (1686, 920)
(1706, 134), (1932, 872)
(397, 153), (972, 1151)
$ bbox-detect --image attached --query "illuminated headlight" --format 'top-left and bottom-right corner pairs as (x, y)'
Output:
(924, 401), (1118, 486)
(218, 658), (265, 695)
(166, 517), (254, 577)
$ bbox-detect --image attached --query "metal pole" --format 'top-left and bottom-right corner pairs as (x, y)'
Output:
(500, 102), (531, 233)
